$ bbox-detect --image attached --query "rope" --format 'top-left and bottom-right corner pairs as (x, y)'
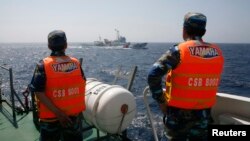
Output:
(117, 104), (128, 134)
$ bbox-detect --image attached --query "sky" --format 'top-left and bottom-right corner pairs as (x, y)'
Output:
(0, 0), (250, 43)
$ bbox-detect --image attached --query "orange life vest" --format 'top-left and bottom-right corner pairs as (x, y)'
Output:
(39, 56), (86, 119)
(165, 40), (224, 109)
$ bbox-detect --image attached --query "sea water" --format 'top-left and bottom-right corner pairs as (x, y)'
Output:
(0, 42), (249, 140)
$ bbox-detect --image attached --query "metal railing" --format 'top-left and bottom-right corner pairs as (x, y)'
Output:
(143, 86), (159, 141)
(0, 65), (29, 128)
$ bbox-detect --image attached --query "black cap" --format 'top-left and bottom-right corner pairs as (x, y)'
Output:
(184, 12), (206, 30)
(48, 30), (67, 48)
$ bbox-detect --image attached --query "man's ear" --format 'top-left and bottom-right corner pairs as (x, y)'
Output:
(64, 43), (67, 50)
(48, 45), (52, 50)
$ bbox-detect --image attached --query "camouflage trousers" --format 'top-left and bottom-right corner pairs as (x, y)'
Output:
(39, 114), (83, 141)
(161, 107), (212, 141)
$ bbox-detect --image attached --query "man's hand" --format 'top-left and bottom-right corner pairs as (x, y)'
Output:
(54, 109), (73, 128)
(159, 103), (167, 115)
(35, 92), (73, 127)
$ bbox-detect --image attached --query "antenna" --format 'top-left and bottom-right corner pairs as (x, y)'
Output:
(98, 35), (102, 41)
(115, 29), (120, 40)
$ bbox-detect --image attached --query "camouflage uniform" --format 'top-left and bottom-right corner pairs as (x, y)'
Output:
(162, 107), (212, 141)
(148, 46), (213, 141)
(39, 114), (83, 141)
(147, 12), (218, 141)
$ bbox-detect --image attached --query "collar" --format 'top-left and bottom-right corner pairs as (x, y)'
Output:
(50, 51), (66, 56)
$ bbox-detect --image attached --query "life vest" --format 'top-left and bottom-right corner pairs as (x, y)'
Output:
(39, 56), (86, 119)
(165, 40), (224, 109)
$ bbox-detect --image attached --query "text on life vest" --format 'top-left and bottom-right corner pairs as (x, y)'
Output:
(188, 78), (219, 87)
(53, 87), (80, 98)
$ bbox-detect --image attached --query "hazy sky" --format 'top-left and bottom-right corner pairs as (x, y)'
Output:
(0, 0), (249, 43)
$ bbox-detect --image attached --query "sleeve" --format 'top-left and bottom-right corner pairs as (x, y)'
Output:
(29, 60), (46, 92)
(147, 45), (180, 104)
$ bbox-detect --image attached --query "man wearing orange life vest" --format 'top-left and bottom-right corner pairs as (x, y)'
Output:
(29, 30), (86, 141)
(147, 12), (224, 141)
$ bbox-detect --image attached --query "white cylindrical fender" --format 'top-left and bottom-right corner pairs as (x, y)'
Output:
(83, 78), (136, 134)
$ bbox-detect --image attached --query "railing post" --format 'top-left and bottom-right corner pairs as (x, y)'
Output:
(126, 66), (137, 91)
(79, 58), (83, 66)
(9, 68), (17, 127)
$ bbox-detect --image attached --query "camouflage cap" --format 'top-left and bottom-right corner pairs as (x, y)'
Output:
(48, 30), (67, 47)
(184, 12), (207, 30)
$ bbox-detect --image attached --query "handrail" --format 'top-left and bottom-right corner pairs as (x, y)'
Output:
(143, 86), (159, 141)
(0, 65), (29, 128)
(0, 65), (10, 70)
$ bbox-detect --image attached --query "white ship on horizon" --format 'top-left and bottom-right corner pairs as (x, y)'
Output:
(93, 29), (148, 49)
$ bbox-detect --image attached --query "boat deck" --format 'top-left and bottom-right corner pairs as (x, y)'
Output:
(0, 104), (39, 141)
(0, 102), (123, 141)
(0, 64), (134, 141)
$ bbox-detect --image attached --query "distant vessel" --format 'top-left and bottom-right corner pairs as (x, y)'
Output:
(93, 29), (130, 48)
(93, 36), (105, 46)
(93, 29), (148, 49)
(130, 42), (147, 49)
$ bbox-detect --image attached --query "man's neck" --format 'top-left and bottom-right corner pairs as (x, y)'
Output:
(50, 51), (65, 56)
(185, 36), (202, 41)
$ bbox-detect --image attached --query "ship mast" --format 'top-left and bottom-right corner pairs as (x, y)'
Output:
(115, 29), (120, 40)
(98, 35), (102, 41)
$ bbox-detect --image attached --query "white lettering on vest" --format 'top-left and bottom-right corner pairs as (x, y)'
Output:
(189, 46), (219, 58)
(52, 87), (80, 98)
(188, 77), (219, 87)
(53, 89), (66, 98)
(68, 87), (80, 96)
(205, 78), (219, 86)
(52, 62), (78, 72)
(188, 78), (202, 86)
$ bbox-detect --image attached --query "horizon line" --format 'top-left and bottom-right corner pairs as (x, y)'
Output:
(0, 41), (250, 44)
